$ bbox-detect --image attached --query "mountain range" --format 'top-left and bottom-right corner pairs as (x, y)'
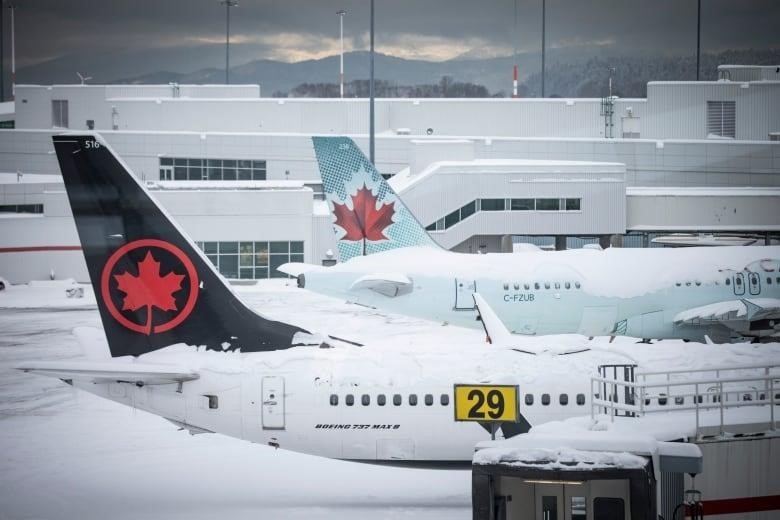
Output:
(17, 47), (780, 98)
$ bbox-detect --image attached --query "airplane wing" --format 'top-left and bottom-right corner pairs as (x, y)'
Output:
(17, 361), (199, 386)
(349, 273), (413, 297)
(674, 298), (780, 336)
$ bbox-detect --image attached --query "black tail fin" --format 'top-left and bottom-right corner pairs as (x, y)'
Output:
(53, 134), (310, 357)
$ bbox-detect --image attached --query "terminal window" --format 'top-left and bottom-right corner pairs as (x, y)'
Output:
(707, 101), (735, 138)
(160, 157), (267, 181)
(196, 240), (303, 279)
(426, 197), (581, 231)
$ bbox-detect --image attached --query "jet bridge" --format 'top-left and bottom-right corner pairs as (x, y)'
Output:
(472, 433), (702, 520)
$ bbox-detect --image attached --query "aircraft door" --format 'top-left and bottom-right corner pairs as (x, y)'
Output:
(261, 376), (285, 430)
(454, 279), (477, 310)
(733, 273), (746, 296)
(748, 272), (761, 295)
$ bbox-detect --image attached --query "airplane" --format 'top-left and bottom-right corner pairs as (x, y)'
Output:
(16, 133), (640, 467)
(280, 137), (780, 344)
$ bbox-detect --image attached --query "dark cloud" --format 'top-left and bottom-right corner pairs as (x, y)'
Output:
(4, 0), (779, 69)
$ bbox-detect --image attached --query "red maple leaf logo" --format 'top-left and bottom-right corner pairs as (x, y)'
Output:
(113, 251), (185, 335)
(332, 184), (395, 241)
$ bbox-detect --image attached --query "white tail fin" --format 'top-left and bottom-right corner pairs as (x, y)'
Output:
(312, 136), (439, 262)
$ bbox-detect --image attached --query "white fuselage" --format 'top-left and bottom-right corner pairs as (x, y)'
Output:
(75, 344), (632, 466)
(299, 246), (780, 342)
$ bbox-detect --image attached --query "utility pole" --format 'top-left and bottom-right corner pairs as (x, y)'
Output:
(696, 0), (701, 81)
(221, 0), (238, 85)
(369, 0), (375, 164)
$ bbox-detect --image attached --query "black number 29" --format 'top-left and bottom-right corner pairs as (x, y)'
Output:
(467, 389), (505, 419)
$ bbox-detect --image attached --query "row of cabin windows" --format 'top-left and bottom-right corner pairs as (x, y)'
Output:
(504, 281), (582, 291)
(525, 393), (587, 406)
(330, 393), (450, 407)
(675, 275), (780, 288)
(425, 197), (582, 232)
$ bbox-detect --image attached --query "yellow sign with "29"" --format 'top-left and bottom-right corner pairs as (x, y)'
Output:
(453, 385), (520, 422)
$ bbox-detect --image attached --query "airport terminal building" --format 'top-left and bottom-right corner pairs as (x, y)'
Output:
(0, 64), (778, 283)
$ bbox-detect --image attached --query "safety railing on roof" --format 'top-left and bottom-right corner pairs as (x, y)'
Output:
(591, 363), (780, 439)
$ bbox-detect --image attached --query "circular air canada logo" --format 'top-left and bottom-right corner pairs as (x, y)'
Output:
(100, 239), (199, 335)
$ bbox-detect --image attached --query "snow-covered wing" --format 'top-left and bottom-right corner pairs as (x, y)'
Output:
(17, 361), (199, 385)
(674, 298), (780, 324)
(277, 262), (323, 277)
(349, 273), (413, 297)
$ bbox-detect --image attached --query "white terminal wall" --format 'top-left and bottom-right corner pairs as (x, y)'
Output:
(1, 130), (778, 189)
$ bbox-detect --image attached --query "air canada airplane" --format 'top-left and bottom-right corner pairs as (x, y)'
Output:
(18, 133), (637, 467)
(280, 137), (780, 343)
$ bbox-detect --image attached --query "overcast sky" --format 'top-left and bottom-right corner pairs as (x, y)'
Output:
(5, 0), (780, 69)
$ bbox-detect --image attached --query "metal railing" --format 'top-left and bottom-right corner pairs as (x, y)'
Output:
(591, 364), (780, 439)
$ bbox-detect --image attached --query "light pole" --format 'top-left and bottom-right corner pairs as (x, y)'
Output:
(8, 1), (15, 100)
(541, 0), (545, 98)
(220, 0), (238, 85)
(337, 10), (346, 98)
(369, 0), (374, 164)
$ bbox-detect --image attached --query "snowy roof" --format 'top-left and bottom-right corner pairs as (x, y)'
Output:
(149, 180), (311, 191)
(0, 173), (61, 185)
(628, 187), (780, 197)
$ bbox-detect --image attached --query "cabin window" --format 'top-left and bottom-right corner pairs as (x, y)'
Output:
(424, 394), (434, 406)
(559, 394), (569, 405)
(524, 394), (534, 405)
(440, 394), (450, 406)
(767, 277), (773, 285)
(695, 280), (701, 286)
(565, 282), (571, 289)
(345, 394), (354, 406)
(541, 394), (550, 406)
(534, 282), (540, 290)
(576, 393), (585, 405)
(736, 277), (742, 286)
(685, 281), (691, 287)
(513, 283), (520, 290)
(675, 396), (684, 405)
(658, 395), (668, 405)
(409, 394), (418, 406)
(725, 278), (731, 286)
(544, 282), (551, 289)
(377, 394), (386, 406)
(554, 282), (561, 290)
(503, 282), (509, 290)
(361, 394), (370, 406)
(776, 276), (780, 284)
(594, 498), (625, 520)
(524, 283), (530, 290)
(393, 394), (402, 406)
(329, 394), (338, 406)
(575, 281), (581, 289)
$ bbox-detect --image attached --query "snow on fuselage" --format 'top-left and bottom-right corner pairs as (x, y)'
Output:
(74, 343), (631, 465)
(298, 246), (780, 342)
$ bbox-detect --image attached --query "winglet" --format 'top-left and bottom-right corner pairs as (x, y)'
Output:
(473, 293), (514, 346)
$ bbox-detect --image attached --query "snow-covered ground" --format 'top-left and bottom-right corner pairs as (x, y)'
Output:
(1, 280), (779, 519)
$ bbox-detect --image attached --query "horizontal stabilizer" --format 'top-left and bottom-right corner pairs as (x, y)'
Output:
(17, 361), (199, 386)
(278, 262), (324, 277)
(349, 273), (413, 297)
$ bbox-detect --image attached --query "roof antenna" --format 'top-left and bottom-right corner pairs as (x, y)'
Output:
(76, 72), (92, 86)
